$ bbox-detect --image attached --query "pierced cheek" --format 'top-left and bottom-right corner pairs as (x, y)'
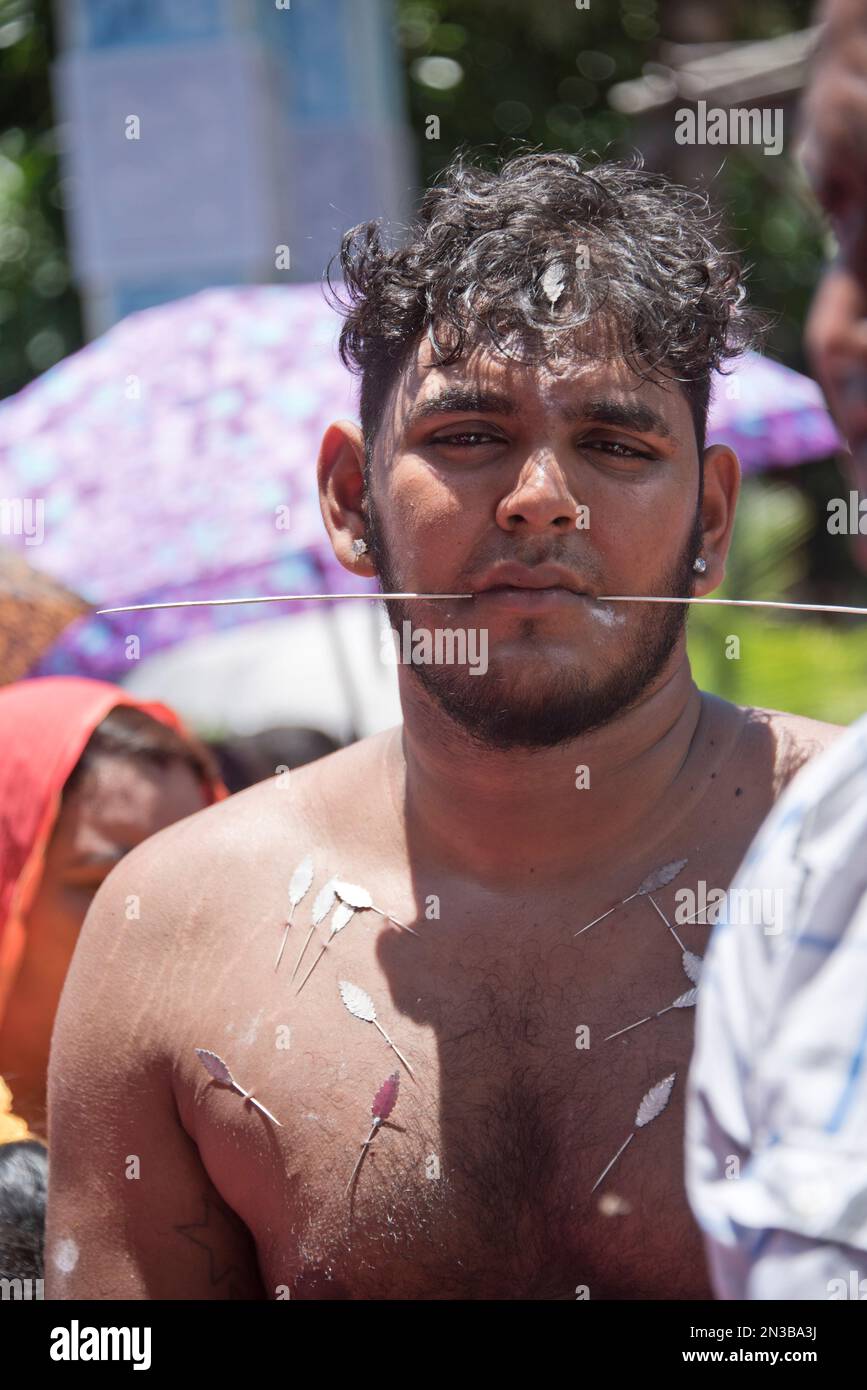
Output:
(396, 504), (469, 558)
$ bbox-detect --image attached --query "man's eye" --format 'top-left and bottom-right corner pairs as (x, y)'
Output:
(584, 439), (654, 460)
(430, 431), (503, 448)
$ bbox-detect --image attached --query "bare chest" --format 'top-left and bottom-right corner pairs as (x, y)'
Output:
(180, 872), (721, 1300)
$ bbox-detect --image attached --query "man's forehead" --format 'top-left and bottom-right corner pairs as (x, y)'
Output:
(390, 335), (689, 430)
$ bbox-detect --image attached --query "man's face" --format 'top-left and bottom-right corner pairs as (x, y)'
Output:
(26, 755), (208, 968)
(364, 337), (705, 749)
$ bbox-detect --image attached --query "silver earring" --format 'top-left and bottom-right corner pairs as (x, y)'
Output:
(351, 537), (368, 559)
(693, 556), (707, 574)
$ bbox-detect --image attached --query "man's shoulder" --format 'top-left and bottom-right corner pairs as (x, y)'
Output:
(67, 728), (398, 1014)
(106, 726), (397, 899)
(737, 702), (844, 795)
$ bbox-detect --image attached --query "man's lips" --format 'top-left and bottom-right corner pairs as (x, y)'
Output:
(472, 563), (594, 595)
(470, 563), (595, 610)
(472, 585), (590, 612)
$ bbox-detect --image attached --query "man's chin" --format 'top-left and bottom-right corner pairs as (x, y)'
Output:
(403, 663), (645, 751)
(396, 602), (689, 749)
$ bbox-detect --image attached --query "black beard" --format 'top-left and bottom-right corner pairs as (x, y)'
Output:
(365, 486), (703, 751)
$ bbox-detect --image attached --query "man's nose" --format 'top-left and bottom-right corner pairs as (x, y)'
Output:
(496, 452), (582, 533)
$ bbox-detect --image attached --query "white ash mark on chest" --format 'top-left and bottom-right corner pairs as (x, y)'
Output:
(224, 1010), (264, 1047)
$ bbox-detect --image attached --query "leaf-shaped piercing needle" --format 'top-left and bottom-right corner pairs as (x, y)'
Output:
(296, 899), (355, 994)
(681, 950), (703, 985)
(275, 855), (314, 970)
(338, 979), (416, 1077)
(574, 858), (688, 937)
(333, 880), (419, 937)
(540, 261), (567, 307)
(680, 903), (719, 926)
(603, 988), (699, 1042)
(346, 1072), (400, 1195)
(646, 900), (706, 979)
(194, 1048), (282, 1127)
(591, 1072), (676, 1192)
(646, 894), (687, 951)
(290, 878), (337, 983)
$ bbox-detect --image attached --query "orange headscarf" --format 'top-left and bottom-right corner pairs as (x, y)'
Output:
(0, 676), (227, 1027)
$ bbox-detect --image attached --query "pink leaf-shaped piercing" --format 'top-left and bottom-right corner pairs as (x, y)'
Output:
(194, 1048), (282, 1127)
(345, 1071), (400, 1195)
(275, 855), (314, 970)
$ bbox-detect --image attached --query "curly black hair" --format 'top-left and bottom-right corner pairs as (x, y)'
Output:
(326, 147), (766, 462)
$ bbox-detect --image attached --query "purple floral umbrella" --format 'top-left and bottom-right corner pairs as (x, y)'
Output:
(0, 289), (840, 682)
(0, 284), (374, 680)
(706, 350), (842, 467)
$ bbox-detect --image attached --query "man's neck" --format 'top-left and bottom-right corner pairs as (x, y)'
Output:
(392, 651), (710, 888)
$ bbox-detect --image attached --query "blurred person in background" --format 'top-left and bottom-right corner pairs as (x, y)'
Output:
(803, 0), (867, 560)
(686, 0), (867, 1299)
(0, 676), (226, 1138)
(208, 726), (340, 795)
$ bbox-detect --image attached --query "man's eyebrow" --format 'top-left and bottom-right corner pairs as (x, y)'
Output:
(405, 388), (517, 427)
(563, 397), (676, 439)
(405, 389), (676, 440)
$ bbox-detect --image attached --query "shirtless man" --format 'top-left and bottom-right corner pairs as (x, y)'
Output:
(45, 150), (841, 1301)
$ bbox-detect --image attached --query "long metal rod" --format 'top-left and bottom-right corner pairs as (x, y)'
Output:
(95, 593), (867, 617)
(97, 592), (473, 614)
(598, 595), (867, 616)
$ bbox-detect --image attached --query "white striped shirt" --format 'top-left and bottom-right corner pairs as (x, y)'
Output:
(685, 711), (867, 1299)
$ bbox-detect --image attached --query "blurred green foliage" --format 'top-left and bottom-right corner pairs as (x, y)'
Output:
(687, 479), (867, 720)
(689, 610), (867, 722)
(0, 0), (81, 397)
(0, 0), (832, 393)
(396, 0), (823, 370)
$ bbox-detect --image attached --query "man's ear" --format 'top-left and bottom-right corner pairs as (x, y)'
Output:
(317, 419), (377, 577)
(694, 444), (741, 593)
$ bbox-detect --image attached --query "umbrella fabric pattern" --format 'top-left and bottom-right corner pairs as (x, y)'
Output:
(0, 284), (374, 680)
(706, 350), (842, 469)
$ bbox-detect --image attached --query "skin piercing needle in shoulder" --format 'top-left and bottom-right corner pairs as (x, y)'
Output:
(194, 1048), (282, 1127)
(275, 855), (314, 971)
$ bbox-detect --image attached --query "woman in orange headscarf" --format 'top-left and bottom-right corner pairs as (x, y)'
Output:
(0, 677), (227, 1138)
